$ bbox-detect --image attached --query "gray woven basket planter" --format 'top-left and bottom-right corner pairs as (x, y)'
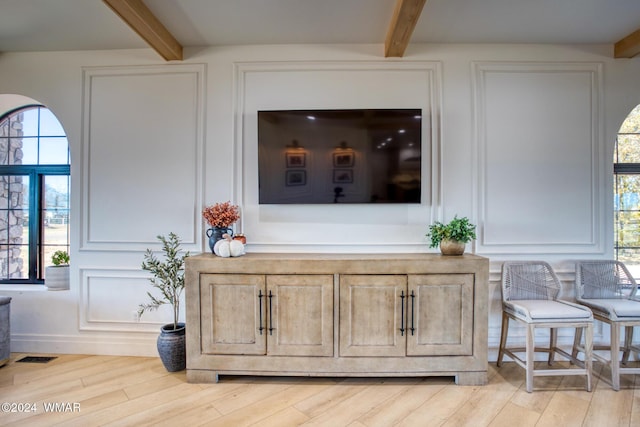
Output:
(157, 323), (186, 372)
(0, 296), (11, 367)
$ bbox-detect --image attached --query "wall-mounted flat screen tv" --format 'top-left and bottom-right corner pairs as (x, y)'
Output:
(257, 109), (422, 204)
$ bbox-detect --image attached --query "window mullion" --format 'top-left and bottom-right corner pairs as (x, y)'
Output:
(614, 163), (640, 174)
(29, 170), (39, 282)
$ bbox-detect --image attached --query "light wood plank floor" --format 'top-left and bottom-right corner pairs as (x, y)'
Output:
(0, 353), (639, 426)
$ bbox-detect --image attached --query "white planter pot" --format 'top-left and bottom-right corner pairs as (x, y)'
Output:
(45, 265), (70, 290)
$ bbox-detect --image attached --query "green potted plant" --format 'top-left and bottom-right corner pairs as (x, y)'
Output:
(426, 216), (477, 255)
(139, 232), (189, 372)
(45, 250), (70, 290)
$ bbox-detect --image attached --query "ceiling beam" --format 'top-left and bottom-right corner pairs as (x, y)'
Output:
(384, 0), (427, 57)
(615, 27), (640, 58)
(103, 0), (183, 61)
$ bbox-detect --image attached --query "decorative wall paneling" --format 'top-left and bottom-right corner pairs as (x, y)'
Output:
(473, 62), (604, 255)
(81, 64), (205, 252)
(233, 61), (442, 252)
(79, 268), (176, 332)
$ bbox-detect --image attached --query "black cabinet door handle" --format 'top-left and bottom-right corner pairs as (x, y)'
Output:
(258, 290), (265, 335)
(410, 290), (416, 336)
(400, 290), (406, 336)
(268, 290), (274, 335)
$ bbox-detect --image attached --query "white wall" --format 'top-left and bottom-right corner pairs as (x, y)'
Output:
(0, 43), (638, 358)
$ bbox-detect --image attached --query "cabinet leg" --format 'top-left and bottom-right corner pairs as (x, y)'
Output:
(455, 371), (487, 386)
(186, 369), (220, 384)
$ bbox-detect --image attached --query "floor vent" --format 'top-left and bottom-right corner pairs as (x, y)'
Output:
(16, 356), (57, 364)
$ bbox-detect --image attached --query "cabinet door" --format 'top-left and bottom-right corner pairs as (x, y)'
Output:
(340, 275), (407, 357)
(407, 274), (473, 356)
(200, 274), (266, 355)
(266, 275), (334, 357)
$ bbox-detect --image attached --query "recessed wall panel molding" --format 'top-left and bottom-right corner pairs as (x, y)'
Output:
(233, 61), (442, 250)
(81, 64), (205, 251)
(79, 268), (178, 332)
(473, 62), (604, 255)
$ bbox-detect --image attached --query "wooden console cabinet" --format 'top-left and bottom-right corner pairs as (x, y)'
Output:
(185, 253), (489, 385)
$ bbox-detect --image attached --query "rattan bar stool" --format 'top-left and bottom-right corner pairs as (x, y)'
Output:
(497, 261), (593, 392)
(573, 260), (640, 390)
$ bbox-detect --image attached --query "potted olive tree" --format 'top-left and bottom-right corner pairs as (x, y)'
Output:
(45, 250), (70, 290)
(139, 232), (189, 372)
(426, 216), (477, 255)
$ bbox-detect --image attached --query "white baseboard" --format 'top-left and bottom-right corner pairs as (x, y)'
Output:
(9, 332), (159, 357)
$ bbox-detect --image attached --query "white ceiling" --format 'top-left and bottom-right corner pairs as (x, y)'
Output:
(1, 0), (640, 53)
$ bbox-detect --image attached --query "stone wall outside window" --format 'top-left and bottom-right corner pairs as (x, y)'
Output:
(0, 112), (25, 279)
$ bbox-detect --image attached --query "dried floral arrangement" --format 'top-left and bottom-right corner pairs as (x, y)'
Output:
(202, 201), (240, 228)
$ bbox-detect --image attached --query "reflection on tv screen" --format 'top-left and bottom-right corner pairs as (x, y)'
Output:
(258, 109), (422, 204)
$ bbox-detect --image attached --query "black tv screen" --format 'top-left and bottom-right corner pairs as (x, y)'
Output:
(257, 109), (422, 204)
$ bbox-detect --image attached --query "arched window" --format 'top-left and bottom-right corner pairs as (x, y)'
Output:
(614, 105), (640, 276)
(0, 105), (70, 283)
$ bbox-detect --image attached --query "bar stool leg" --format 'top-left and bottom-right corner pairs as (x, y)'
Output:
(497, 312), (509, 367)
(572, 327), (583, 361)
(525, 323), (535, 393)
(584, 323), (593, 392)
(622, 326), (634, 365)
(610, 323), (621, 391)
(549, 328), (557, 365)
